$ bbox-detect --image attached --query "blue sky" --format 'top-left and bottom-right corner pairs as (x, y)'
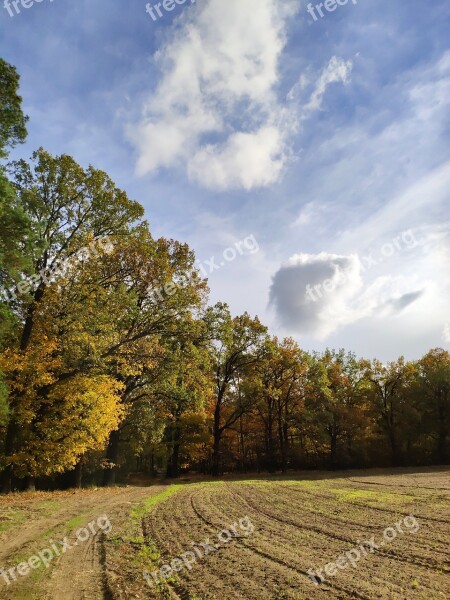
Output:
(1, 0), (449, 360)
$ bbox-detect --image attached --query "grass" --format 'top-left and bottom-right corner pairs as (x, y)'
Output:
(126, 484), (187, 592)
(36, 500), (62, 514)
(131, 484), (184, 523)
(65, 514), (86, 531)
(0, 510), (26, 534)
(330, 488), (416, 504)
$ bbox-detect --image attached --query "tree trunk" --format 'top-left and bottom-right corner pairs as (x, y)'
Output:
(438, 405), (448, 464)
(0, 418), (19, 493)
(330, 428), (338, 470)
(150, 450), (155, 477)
(267, 411), (276, 473)
(169, 435), (181, 478)
(283, 421), (289, 470)
(73, 461), (83, 489)
(277, 404), (288, 472)
(389, 429), (401, 466)
(1, 286), (46, 491)
(211, 395), (223, 476)
(103, 429), (120, 486)
(25, 476), (36, 491)
(239, 416), (246, 471)
(277, 409), (284, 472)
(212, 429), (221, 476)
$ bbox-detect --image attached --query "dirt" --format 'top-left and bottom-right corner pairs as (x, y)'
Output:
(0, 468), (449, 600)
(0, 485), (165, 600)
(134, 468), (450, 600)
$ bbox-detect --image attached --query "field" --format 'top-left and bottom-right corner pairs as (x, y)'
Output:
(0, 468), (448, 599)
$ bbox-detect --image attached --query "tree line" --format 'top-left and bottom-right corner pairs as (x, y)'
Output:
(0, 58), (449, 492)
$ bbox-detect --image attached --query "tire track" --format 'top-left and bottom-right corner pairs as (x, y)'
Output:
(231, 485), (448, 574)
(261, 483), (450, 559)
(285, 482), (450, 525)
(189, 486), (371, 600)
(42, 487), (156, 600)
(346, 477), (450, 492)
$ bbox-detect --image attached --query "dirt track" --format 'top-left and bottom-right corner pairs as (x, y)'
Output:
(0, 486), (164, 600)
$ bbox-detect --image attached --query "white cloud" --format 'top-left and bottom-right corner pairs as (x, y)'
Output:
(286, 56), (353, 118)
(127, 0), (353, 191)
(188, 126), (285, 191)
(263, 49), (450, 351)
(269, 252), (426, 339)
(269, 252), (362, 338)
(290, 200), (328, 228)
(304, 56), (353, 112)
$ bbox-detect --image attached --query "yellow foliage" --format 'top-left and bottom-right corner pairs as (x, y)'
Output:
(11, 375), (124, 478)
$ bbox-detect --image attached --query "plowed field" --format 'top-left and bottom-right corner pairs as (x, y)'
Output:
(1, 468), (449, 599)
(110, 469), (449, 599)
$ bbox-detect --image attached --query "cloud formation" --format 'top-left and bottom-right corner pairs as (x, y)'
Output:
(127, 0), (352, 191)
(269, 252), (425, 339)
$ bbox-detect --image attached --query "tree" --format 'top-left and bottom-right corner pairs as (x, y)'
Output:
(155, 317), (212, 477)
(0, 58), (30, 347)
(0, 58), (28, 157)
(205, 304), (267, 475)
(306, 350), (369, 469)
(92, 227), (208, 485)
(250, 337), (308, 472)
(0, 259), (129, 484)
(365, 357), (416, 466)
(415, 349), (450, 463)
(0, 149), (144, 491)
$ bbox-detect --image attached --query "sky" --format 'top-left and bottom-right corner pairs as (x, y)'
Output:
(1, 0), (449, 361)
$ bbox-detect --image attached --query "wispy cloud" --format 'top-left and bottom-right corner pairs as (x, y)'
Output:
(127, 0), (353, 191)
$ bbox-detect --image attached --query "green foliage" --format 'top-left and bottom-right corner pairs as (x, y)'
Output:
(0, 58), (29, 349)
(0, 57), (28, 157)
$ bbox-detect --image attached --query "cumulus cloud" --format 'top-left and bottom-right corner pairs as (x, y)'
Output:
(269, 252), (425, 339)
(127, 0), (353, 191)
(269, 253), (363, 338)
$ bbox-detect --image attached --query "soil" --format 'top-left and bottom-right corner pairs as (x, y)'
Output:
(0, 468), (448, 600)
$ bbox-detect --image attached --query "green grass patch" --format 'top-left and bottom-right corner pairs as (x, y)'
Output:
(66, 515), (86, 531)
(0, 510), (27, 534)
(329, 488), (416, 504)
(128, 484), (189, 584)
(36, 500), (62, 514)
(131, 484), (184, 523)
